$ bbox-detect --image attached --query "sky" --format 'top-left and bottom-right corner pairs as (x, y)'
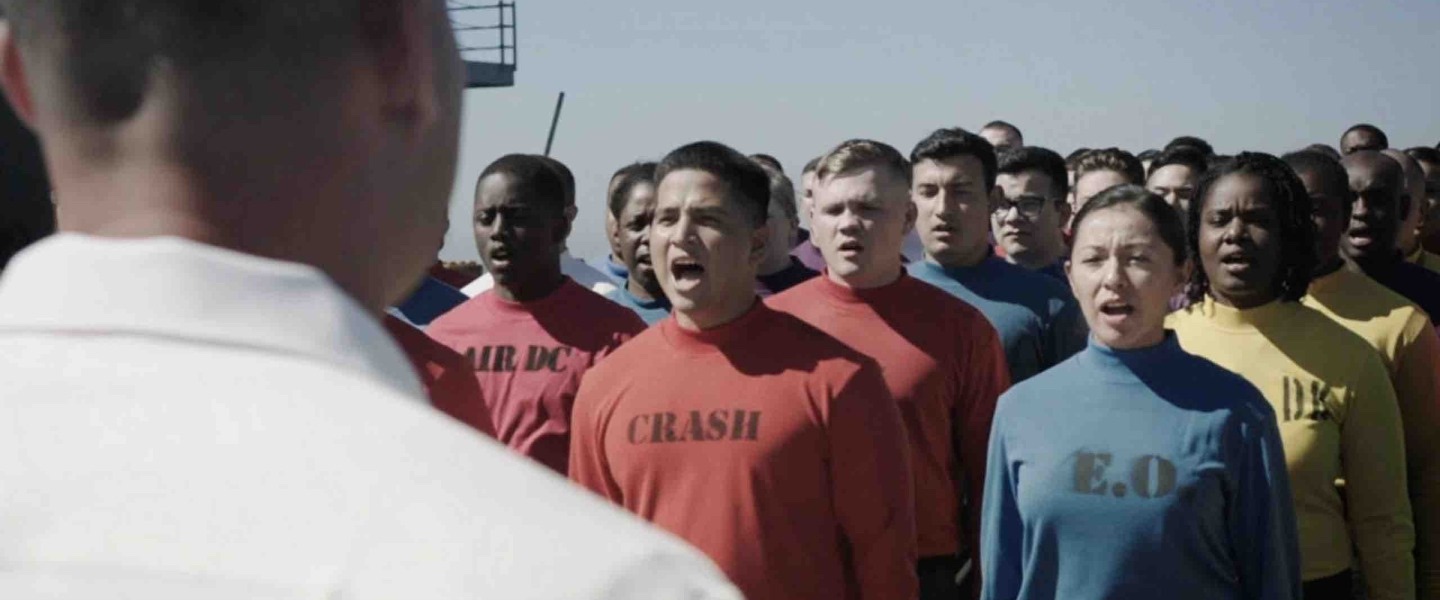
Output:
(440, 0), (1440, 262)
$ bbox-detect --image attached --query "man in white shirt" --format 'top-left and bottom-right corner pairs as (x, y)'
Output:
(0, 1), (740, 598)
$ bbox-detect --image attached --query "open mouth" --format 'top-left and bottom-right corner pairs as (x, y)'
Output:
(670, 257), (705, 281)
(1346, 228), (1375, 248)
(1098, 300), (1134, 317)
(837, 240), (865, 255)
(1219, 251), (1253, 273)
(488, 246), (513, 265)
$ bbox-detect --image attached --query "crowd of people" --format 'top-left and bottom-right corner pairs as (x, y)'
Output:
(2, 1), (1440, 599)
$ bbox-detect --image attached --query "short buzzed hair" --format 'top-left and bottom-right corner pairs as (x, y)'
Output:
(536, 156), (577, 207)
(478, 154), (567, 214)
(758, 163), (799, 224)
(910, 128), (997, 190)
(1, 1), (426, 124)
(1342, 124), (1389, 153)
(997, 146), (1069, 200)
(1405, 147), (1440, 168)
(982, 120), (1023, 141)
(655, 141), (771, 228)
(1074, 148), (1145, 186)
(819, 139), (912, 188)
(1163, 136), (1215, 157)
(749, 154), (784, 173)
(1147, 147), (1209, 181)
(1282, 150), (1349, 200)
(607, 162), (658, 219)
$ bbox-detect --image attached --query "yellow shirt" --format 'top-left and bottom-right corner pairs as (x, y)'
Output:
(1306, 268), (1440, 598)
(1408, 247), (1440, 276)
(1169, 297), (1414, 599)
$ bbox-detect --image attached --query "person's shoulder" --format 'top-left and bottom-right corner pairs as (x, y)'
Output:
(342, 399), (742, 598)
(900, 274), (988, 321)
(425, 293), (494, 336)
(762, 273), (823, 312)
(559, 280), (647, 331)
(759, 307), (878, 375)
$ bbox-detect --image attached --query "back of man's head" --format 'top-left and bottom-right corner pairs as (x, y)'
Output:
(0, 0), (463, 309)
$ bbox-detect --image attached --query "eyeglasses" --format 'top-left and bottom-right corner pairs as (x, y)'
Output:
(990, 195), (1053, 220)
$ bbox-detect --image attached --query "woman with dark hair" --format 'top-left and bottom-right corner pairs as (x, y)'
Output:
(1168, 152), (1414, 600)
(982, 185), (1299, 600)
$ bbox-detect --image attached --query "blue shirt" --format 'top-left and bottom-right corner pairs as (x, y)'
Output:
(587, 255), (629, 288)
(602, 285), (671, 325)
(908, 256), (1086, 382)
(392, 276), (467, 328)
(981, 334), (1301, 600)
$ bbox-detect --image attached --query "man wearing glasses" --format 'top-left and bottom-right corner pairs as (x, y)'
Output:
(907, 129), (1087, 383)
(992, 147), (1073, 281)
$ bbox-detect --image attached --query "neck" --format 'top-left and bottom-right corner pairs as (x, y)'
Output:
(1006, 242), (1064, 271)
(494, 271), (566, 303)
(932, 243), (990, 270)
(1313, 256), (1345, 279)
(758, 253), (793, 277)
(673, 294), (757, 332)
(1345, 251), (1399, 275)
(1401, 237), (1420, 257)
(827, 263), (903, 290)
(627, 276), (658, 302)
(1209, 289), (1278, 311)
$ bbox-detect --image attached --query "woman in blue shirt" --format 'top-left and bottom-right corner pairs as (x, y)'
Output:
(980, 184), (1300, 600)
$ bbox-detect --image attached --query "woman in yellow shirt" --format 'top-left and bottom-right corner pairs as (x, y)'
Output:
(1168, 152), (1414, 600)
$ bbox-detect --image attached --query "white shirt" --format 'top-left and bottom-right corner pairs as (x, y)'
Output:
(0, 235), (741, 600)
(461, 252), (618, 297)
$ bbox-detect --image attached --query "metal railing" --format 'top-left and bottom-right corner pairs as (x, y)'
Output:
(448, 1), (517, 70)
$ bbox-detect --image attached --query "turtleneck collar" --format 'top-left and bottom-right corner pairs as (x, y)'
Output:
(1080, 332), (1187, 382)
(481, 277), (576, 318)
(812, 270), (911, 305)
(660, 300), (769, 355)
(1187, 295), (1297, 332)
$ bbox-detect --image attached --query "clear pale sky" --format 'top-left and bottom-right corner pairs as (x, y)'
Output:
(440, 0), (1440, 262)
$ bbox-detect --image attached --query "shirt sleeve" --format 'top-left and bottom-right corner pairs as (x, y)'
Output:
(979, 404), (1022, 600)
(1343, 354), (1417, 600)
(568, 377), (624, 504)
(827, 359), (919, 600)
(1227, 397), (1303, 600)
(1393, 323), (1440, 599)
(1046, 295), (1088, 368)
(955, 318), (1011, 582)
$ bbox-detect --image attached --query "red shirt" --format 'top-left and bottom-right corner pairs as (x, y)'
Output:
(569, 304), (917, 600)
(427, 278), (644, 474)
(768, 273), (1010, 561)
(382, 315), (495, 438)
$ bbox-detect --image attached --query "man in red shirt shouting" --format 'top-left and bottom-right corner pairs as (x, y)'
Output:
(570, 141), (918, 600)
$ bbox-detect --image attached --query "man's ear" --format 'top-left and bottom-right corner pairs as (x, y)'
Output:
(0, 24), (38, 129)
(367, 0), (443, 132)
(750, 223), (768, 266)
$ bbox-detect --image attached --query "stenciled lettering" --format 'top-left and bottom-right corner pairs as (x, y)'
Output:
(626, 410), (762, 444)
(1281, 376), (1334, 423)
(1073, 451), (1180, 500)
(1073, 452), (1112, 495)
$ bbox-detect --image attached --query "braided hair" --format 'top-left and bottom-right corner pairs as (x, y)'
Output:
(1185, 152), (1316, 305)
